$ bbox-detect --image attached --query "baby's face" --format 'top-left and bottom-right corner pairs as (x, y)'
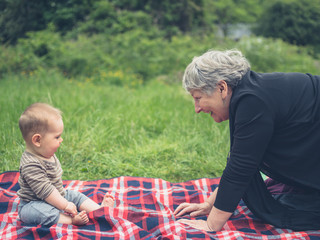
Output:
(38, 117), (64, 159)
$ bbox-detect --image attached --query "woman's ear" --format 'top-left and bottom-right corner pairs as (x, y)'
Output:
(31, 134), (41, 147)
(217, 80), (229, 98)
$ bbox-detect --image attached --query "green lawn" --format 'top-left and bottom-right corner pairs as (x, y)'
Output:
(0, 70), (229, 182)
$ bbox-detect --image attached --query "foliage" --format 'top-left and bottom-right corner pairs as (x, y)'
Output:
(1, 25), (318, 80)
(0, 0), (48, 44)
(254, 0), (320, 47)
(236, 37), (319, 74)
(203, 0), (264, 37)
(0, 0), (267, 44)
(49, 0), (94, 34)
(110, 0), (205, 34)
(91, 70), (143, 88)
(0, 0), (206, 44)
(0, 0), (92, 43)
(0, 25), (219, 80)
(74, 1), (154, 36)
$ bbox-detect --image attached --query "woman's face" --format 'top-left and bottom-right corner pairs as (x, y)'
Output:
(190, 81), (231, 123)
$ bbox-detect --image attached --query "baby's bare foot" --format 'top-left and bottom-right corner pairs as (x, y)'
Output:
(72, 210), (89, 225)
(101, 193), (115, 207)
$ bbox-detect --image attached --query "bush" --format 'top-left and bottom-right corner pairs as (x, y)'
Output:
(1, 23), (318, 83)
(236, 37), (319, 74)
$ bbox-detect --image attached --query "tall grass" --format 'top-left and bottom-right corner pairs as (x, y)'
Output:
(0, 69), (229, 182)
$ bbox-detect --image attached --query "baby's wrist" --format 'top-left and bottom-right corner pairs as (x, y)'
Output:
(63, 201), (70, 211)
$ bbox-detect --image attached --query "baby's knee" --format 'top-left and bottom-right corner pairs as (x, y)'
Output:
(19, 201), (60, 226)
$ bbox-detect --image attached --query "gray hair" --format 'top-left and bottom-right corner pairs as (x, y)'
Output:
(182, 49), (251, 95)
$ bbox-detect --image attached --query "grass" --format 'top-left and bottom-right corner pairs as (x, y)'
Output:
(0, 69), (229, 182)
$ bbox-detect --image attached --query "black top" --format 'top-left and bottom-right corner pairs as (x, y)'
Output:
(214, 71), (320, 216)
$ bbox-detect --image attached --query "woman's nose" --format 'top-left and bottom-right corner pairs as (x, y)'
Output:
(195, 103), (201, 113)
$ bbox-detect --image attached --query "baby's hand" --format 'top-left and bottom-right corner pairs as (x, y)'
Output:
(63, 201), (77, 217)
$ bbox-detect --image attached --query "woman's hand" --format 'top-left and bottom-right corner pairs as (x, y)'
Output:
(174, 201), (211, 217)
(178, 219), (213, 231)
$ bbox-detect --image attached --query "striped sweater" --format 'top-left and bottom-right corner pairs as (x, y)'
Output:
(17, 151), (65, 202)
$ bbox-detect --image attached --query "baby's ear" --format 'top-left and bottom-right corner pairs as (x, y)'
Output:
(31, 134), (41, 147)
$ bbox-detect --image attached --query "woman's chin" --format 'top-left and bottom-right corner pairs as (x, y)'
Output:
(211, 113), (220, 122)
(212, 115), (224, 123)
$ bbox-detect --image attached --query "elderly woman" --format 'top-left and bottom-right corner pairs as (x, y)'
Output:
(174, 49), (320, 231)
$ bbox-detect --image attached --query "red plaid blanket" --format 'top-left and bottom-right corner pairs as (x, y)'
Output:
(1, 171), (319, 239)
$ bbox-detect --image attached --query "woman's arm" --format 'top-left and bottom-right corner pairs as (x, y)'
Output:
(207, 205), (233, 231)
(205, 187), (217, 208)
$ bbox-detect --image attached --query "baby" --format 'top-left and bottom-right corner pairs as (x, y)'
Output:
(17, 102), (114, 226)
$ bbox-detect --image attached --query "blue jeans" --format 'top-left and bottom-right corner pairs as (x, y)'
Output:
(18, 190), (88, 226)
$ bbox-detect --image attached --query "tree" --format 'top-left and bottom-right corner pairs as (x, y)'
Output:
(0, 0), (49, 44)
(203, 0), (263, 37)
(0, 0), (94, 44)
(48, 0), (94, 34)
(110, 0), (205, 34)
(254, 0), (320, 46)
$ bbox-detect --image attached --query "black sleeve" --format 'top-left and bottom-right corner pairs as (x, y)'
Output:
(214, 95), (274, 212)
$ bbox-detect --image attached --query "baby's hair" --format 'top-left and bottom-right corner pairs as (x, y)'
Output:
(19, 103), (62, 141)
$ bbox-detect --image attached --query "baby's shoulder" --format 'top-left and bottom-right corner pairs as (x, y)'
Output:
(20, 152), (44, 169)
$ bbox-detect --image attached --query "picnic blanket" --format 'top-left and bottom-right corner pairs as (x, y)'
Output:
(1, 171), (320, 240)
